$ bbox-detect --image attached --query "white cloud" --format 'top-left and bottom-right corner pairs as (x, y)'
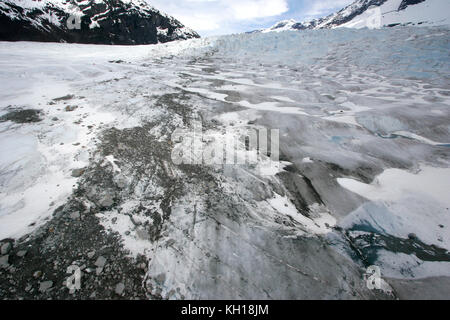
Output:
(175, 13), (221, 31)
(227, 0), (289, 20)
(303, 0), (354, 17)
(145, 0), (357, 36)
(147, 0), (288, 33)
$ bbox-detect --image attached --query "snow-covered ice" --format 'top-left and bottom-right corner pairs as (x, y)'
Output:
(1, 25), (449, 299)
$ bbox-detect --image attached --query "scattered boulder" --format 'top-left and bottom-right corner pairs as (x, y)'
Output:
(154, 273), (166, 285)
(0, 255), (9, 268)
(98, 194), (114, 208)
(408, 233), (418, 240)
(115, 282), (125, 295)
(33, 270), (43, 279)
(0, 109), (42, 123)
(114, 175), (128, 189)
(1, 242), (12, 255)
(16, 250), (27, 257)
(136, 228), (150, 241)
(95, 256), (107, 268)
(71, 168), (85, 178)
(65, 105), (78, 112)
(39, 281), (53, 293)
(69, 212), (81, 220)
(53, 94), (75, 101)
(138, 262), (147, 270)
(95, 256), (107, 275)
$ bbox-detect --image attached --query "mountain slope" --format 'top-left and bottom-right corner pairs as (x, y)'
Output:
(0, 0), (200, 45)
(260, 0), (449, 33)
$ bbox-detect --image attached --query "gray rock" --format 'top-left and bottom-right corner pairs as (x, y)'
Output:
(1, 242), (11, 255)
(115, 282), (125, 295)
(154, 273), (166, 285)
(98, 194), (114, 208)
(53, 94), (75, 101)
(0, 109), (42, 123)
(65, 105), (78, 112)
(39, 281), (53, 293)
(96, 267), (103, 275)
(94, 256), (107, 268)
(136, 228), (150, 240)
(16, 250), (27, 257)
(33, 270), (43, 278)
(71, 168), (85, 178)
(114, 175), (128, 189)
(69, 212), (80, 220)
(408, 233), (418, 240)
(0, 255), (9, 268)
(87, 251), (95, 259)
(138, 262), (147, 270)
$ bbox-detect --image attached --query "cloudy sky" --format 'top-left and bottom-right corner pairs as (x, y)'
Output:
(147, 0), (355, 36)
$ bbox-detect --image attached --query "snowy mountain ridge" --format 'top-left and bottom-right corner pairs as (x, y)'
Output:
(260, 0), (450, 33)
(0, 0), (200, 44)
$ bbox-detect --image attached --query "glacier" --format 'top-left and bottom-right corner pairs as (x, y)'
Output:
(0, 25), (449, 299)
